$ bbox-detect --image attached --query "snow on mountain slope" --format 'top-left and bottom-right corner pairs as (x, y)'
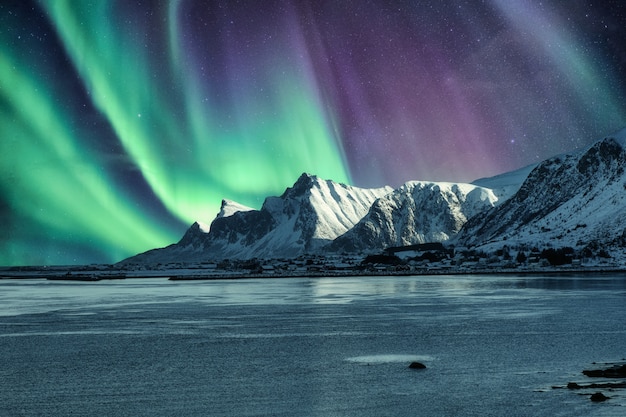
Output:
(122, 173), (392, 263)
(217, 199), (254, 219)
(188, 200), (254, 233)
(471, 163), (536, 203)
(457, 128), (626, 254)
(329, 181), (498, 253)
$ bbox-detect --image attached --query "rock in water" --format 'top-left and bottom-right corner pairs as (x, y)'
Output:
(590, 392), (609, 402)
(408, 362), (426, 369)
(583, 364), (626, 378)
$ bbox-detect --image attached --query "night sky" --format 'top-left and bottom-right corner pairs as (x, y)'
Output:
(2, 0), (626, 266)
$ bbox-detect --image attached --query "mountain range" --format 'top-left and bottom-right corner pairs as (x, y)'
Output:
(122, 128), (626, 265)
(457, 128), (626, 254)
(126, 174), (391, 264)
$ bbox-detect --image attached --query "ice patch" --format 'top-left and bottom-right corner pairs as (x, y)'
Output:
(346, 354), (433, 364)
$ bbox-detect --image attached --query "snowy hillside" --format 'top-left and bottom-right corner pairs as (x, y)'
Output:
(471, 163), (536, 202)
(457, 128), (626, 254)
(122, 173), (391, 263)
(329, 181), (498, 253)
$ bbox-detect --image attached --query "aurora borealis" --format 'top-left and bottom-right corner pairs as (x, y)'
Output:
(1, 1), (626, 266)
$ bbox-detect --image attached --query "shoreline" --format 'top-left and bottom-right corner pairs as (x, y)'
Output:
(2, 265), (626, 281)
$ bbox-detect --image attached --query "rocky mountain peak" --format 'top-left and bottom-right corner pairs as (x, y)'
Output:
(217, 199), (254, 219)
(457, 130), (626, 253)
(576, 137), (625, 177)
(330, 181), (498, 253)
(280, 172), (318, 199)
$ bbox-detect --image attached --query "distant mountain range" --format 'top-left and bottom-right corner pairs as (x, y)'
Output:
(122, 128), (626, 265)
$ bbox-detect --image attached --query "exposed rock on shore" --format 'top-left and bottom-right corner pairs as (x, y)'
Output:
(556, 361), (626, 403)
(583, 364), (626, 378)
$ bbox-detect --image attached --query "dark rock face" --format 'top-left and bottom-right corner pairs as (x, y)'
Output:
(207, 210), (274, 246)
(408, 362), (426, 369)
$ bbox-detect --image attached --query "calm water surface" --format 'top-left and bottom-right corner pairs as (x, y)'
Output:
(1, 275), (625, 416)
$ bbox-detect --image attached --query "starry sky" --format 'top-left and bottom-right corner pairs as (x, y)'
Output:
(1, 0), (626, 266)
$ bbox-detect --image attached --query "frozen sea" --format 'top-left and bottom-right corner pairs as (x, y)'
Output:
(1, 274), (625, 416)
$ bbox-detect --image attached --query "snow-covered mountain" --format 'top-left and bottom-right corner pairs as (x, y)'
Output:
(216, 199), (254, 219)
(457, 128), (626, 254)
(122, 173), (392, 264)
(471, 163), (537, 202)
(121, 127), (626, 266)
(329, 181), (499, 254)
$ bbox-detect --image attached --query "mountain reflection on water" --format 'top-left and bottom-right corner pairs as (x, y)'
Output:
(1, 274), (625, 416)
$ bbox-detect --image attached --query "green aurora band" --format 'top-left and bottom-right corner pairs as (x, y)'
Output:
(0, 47), (176, 264)
(0, 1), (350, 265)
(42, 0), (350, 217)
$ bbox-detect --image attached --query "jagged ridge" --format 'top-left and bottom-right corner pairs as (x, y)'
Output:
(329, 181), (498, 253)
(457, 128), (626, 252)
(123, 173), (391, 263)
